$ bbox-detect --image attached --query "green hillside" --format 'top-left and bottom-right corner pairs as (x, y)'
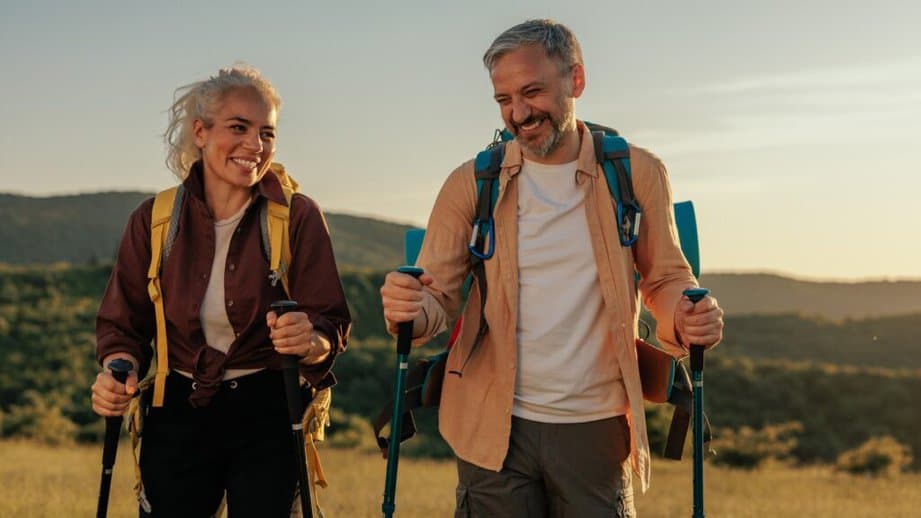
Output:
(1, 263), (920, 470)
(701, 272), (921, 320)
(718, 313), (921, 370)
(3, 192), (921, 320)
(0, 192), (412, 272)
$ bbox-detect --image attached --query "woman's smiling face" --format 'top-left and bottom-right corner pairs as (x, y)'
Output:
(193, 87), (278, 191)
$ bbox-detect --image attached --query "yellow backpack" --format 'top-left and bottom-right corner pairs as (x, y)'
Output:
(127, 163), (330, 516)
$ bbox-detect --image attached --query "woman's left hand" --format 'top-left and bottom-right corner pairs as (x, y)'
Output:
(266, 310), (331, 365)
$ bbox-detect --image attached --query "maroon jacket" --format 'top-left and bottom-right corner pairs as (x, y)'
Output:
(96, 162), (351, 405)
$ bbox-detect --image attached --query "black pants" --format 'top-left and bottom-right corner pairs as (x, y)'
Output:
(139, 369), (300, 518)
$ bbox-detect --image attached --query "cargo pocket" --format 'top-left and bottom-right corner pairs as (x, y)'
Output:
(454, 484), (470, 518)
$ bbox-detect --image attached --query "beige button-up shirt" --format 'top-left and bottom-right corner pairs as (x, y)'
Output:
(414, 121), (696, 491)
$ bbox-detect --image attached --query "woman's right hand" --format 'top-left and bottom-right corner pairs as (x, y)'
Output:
(91, 354), (139, 417)
(380, 269), (434, 335)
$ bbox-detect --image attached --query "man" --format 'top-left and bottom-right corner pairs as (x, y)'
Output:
(381, 19), (723, 517)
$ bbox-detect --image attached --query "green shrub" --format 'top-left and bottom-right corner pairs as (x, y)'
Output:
(326, 408), (378, 452)
(710, 422), (802, 469)
(835, 436), (913, 477)
(1, 391), (78, 446)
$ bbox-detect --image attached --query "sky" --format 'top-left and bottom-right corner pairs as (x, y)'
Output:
(1, 0), (919, 280)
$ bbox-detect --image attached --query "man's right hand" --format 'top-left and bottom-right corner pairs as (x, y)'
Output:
(91, 354), (139, 417)
(380, 269), (434, 335)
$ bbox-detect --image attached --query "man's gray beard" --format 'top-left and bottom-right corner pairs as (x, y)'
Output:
(521, 109), (576, 159)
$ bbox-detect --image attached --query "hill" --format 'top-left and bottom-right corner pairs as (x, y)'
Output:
(701, 272), (921, 320)
(4, 192), (921, 319)
(0, 192), (413, 272)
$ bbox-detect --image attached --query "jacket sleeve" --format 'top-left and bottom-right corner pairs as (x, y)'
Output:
(96, 198), (157, 377)
(630, 147), (698, 357)
(412, 161), (478, 345)
(287, 194), (352, 385)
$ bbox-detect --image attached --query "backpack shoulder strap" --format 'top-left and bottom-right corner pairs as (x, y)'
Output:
(147, 186), (181, 408)
(447, 144), (504, 377)
(470, 144), (504, 259)
(592, 131), (641, 247)
(262, 163), (296, 298)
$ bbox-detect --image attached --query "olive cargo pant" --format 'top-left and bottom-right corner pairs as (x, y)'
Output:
(455, 415), (635, 518)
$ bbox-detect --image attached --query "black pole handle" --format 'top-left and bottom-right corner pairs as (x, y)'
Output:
(683, 288), (710, 372)
(270, 300), (301, 369)
(270, 300), (304, 417)
(107, 358), (133, 385)
(395, 266), (425, 355)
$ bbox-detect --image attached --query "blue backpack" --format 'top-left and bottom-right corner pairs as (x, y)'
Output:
(374, 123), (710, 460)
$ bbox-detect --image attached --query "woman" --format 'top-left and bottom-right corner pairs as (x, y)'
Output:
(91, 65), (351, 516)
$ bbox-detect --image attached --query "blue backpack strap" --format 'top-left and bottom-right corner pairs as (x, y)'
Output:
(673, 201), (700, 278)
(469, 146), (503, 260)
(449, 144), (504, 377)
(584, 120), (619, 136)
(592, 131), (641, 247)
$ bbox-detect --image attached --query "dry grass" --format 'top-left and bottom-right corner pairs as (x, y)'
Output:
(2, 440), (920, 517)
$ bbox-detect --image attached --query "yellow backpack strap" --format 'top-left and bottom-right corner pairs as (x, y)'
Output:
(300, 386), (332, 517)
(148, 186), (179, 408)
(265, 163), (296, 297)
(125, 378), (153, 513)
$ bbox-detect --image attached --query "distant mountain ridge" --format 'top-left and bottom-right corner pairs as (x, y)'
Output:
(2, 192), (920, 319)
(0, 191), (413, 273)
(700, 273), (921, 320)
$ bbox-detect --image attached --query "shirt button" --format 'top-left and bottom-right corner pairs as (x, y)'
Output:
(200, 273), (207, 280)
(227, 300), (234, 307)
(228, 263), (236, 272)
(505, 408), (510, 415)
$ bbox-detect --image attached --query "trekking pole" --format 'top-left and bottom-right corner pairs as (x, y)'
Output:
(96, 358), (133, 518)
(684, 287), (711, 518)
(271, 300), (313, 518)
(382, 266), (424, 518)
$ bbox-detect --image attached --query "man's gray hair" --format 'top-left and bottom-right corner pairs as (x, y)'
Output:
(482, 19), (583, 74)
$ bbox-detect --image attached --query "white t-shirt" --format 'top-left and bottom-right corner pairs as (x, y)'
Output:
(513, 159), (628, 423)
(197, 198), (261, 380)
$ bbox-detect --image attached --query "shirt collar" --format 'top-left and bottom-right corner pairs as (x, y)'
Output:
(182, 161), (289, 207)
(501, 120), (599, 178)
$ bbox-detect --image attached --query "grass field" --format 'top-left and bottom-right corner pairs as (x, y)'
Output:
(2, 440), (919, 517)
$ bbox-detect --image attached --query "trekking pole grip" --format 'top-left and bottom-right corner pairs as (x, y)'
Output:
(396, 266), (424, 354)
(683, 288), (710, 372)
(270, 300), (302, 415)
(107, 358), (133, 385)
(103, 358), (132, 449)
